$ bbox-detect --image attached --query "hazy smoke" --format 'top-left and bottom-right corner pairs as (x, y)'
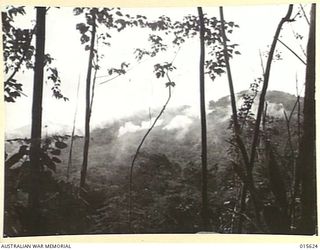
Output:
(265, 102), (285, 118)
(118, 118), (164, 137)
(163, 115), (193, 139)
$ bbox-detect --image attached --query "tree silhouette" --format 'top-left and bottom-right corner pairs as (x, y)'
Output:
(2, 7), (67, 102)
(297, 3), (316, 235)
(2, 7), (34, 102)
(197, 6), (209, 231)
(127, 9), (239, 231)
(28, 6), (46, 235)
(74, 7), (135, 193)
(78, 8), (97, 193)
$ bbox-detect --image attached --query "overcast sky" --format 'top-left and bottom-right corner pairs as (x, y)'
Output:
(3, 4), (310, 134)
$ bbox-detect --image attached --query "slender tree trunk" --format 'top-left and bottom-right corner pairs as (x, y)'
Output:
(67, 75), (81, 181)
(298, 3), (316, 235)
(291, 95), (301, 228)
(80, 12), (96, 192)
(232, 5), (292, 231)
(198, 6), (209, 231)
(249, 4), (293, 172)
(219, 6), (261, 229)
(28, 7), (46, 235)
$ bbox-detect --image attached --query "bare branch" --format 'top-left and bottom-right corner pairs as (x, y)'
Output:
(67, 75), (81, 181)
(128, 74), (172, 232)
(299, 4), (310, 25)
(277, 39), (306, 65)
(249, 4), (293, 172)
(259, 49), (265, 75)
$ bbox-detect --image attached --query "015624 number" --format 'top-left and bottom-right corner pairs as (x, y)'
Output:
(300, 244), (318, 248)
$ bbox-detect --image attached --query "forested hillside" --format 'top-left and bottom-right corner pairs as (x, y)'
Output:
(4, 90), (307, 234)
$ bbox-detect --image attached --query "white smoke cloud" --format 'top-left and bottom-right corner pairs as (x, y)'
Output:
(118, 118), (163, 137)
(181, 106), (199, 118)
(265, 102), (285, 118)
(163, 115), (193, 130)
(163, 115), (193, 139)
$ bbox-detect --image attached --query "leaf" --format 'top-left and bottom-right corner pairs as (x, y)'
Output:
(50, 149), (61, 156)
(8, 7), (26, 18)
(55, 141), (68, 149)
(165, 82), (176, 88)
(73, 7), (84, 15)
(18, 145), (28, 154)
(80, 34), (90, 44)
(5, 96), (15, 102)
(51, 157), (62, 163)
(40, 152), (56, 172)
(50, 67), (58, 77)
(76, 23), (89, 34)
(115, 19), (126, 31)
(43, 55), (53, 65)
(214, 68), (225, 75)
(13, 83), (23, 91)
(11, 91), (21, 98)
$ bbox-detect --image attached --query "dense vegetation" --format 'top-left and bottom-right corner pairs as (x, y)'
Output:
(4, 90), (308, 235)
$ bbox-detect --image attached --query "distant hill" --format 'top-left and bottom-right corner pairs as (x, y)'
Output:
(209, 90), (300, 119)
(47, 90), (299, 184)
(4, 90), (302, 234)
(5, 90), (300, 182)
(5, 121), (82, 140)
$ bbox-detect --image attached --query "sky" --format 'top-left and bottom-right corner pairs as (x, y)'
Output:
(3, 4), (310, 135)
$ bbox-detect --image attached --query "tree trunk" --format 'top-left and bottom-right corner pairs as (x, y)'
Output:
(80, 12), (96, 192)
(28, 7), (46, 235)
(198, 6), (209, 231)
(219, 6), (261, 229)
(249, 4), (293, 172)
(298, 3), (316, 235)
(67, 75), (81, 180)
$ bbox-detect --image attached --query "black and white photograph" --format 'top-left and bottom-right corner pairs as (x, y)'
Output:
(2, 2), (317, 237)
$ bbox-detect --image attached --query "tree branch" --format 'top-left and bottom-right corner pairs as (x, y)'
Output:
(277, 39), (306, 65)
(220, 6), (262, 226)
(67, 75), (81, 181)
(128, 73), (172, 232)
(299, 4), (310, 25)
(5, 27), (35, 86)
(249, 4), (293, 172)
